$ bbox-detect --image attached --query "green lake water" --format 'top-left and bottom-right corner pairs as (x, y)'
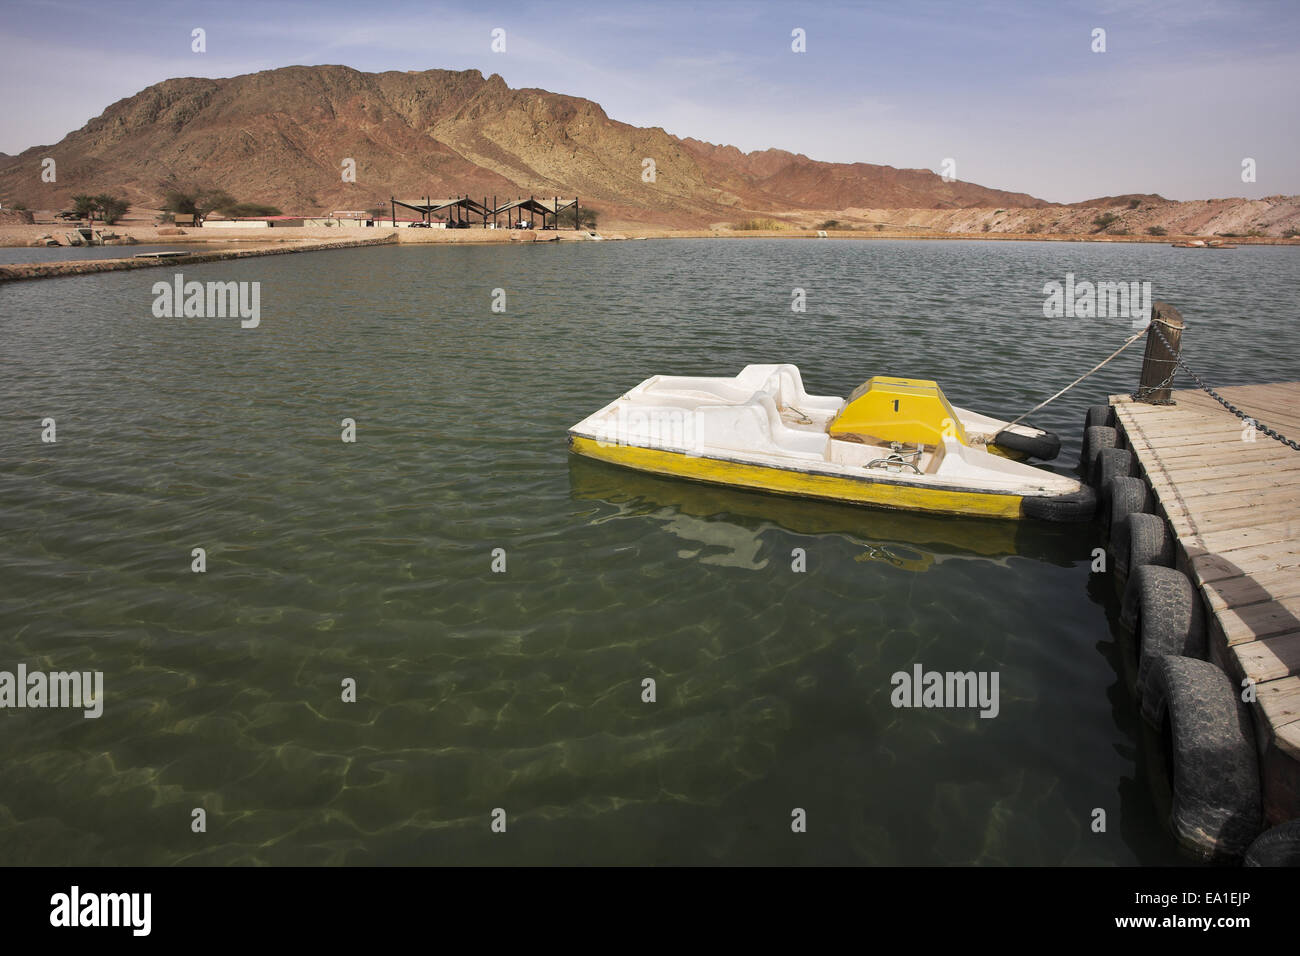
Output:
(1, 238), (1297, 865)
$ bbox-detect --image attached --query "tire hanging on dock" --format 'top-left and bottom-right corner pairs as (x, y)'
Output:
(1244, 819), (1300, 867)
(1140, 655), (1263, 861)
(1123, 565), (1207, 695)
(1112, 513), (1175, 583)
(1103, 475), (1152, 541)
(1085, 404), (1115, 431)
(1082, 425), (1117, 483)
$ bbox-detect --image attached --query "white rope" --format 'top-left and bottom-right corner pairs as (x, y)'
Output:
(1004, 324), (1150, 430)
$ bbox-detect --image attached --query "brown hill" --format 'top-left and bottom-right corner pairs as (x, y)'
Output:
(0, 64), (1050, 227)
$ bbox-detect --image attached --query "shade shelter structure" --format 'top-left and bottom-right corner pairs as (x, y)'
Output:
(389, 196), (493, 228)
(489, 197), (579, 230)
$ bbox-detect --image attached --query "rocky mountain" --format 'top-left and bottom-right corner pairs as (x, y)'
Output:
(0, 65), (1049, 227)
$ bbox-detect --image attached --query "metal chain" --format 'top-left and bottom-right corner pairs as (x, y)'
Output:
(1149, 321), (1300, 451)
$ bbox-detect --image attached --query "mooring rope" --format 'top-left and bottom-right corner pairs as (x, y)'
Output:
(1003, 325), (1150, 431)
(1148, 321), (1300, 451)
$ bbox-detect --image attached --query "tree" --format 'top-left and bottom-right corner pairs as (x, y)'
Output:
(161, 187), (236, 223)
(69, 193), (128, 223)
(93, 194), (128, 224)
(1092, 213), (1120, 232)
(557, 205), (598, 229)
(221, 203), (282, 217)
(1146, 225), (1167, 236)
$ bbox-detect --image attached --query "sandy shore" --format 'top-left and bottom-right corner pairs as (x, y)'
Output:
(4, 219), (1298, 252)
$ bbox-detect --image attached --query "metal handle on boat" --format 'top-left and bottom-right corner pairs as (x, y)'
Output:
(866, 442), (923, 475)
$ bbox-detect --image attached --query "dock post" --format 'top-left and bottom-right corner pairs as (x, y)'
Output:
(1135, 301), (1185, 404)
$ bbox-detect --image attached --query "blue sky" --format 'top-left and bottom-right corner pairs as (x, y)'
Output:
(1, 0), (1296, 202)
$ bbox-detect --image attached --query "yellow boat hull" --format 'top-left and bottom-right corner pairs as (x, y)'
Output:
(569, 434), (1026, 519)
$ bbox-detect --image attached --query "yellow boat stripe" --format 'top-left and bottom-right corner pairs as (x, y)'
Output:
(569, 435), (1025, 519)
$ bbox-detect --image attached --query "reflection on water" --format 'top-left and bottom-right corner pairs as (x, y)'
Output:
(567, 453), (1082, 569)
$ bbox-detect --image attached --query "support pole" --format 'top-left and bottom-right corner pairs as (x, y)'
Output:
(574, 196), (579, 230)
(1136, 301), (1185, 404)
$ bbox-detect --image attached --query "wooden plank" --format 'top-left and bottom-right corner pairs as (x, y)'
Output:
(1219, 405), (1300, 430)
(1277, 722), (1300, 761)
(1169, 503), (1300, 535)
(1143, 470), (1300, 499)
(1192, 543), (1300, 583)
(1149, 488), (1300, 522)
(1121, 420), (1242, 441)
(1176, 392), (1300, 423)
(1161, 505), (1300, 539)
(1232, 633), (1300, 683)
(1171, 492), (1300, 523)
(1123, 418), (1246, 439)
(1188, 520), (1297, 554)
(1128, 435), (1296, 458)
(1257, 677), (1300, 737)
(1121, 386), (1300, 430)
(1133, 455), (1300, 485)
(1217, 598), (1300, 646)
(1203, 569), (1300, 611)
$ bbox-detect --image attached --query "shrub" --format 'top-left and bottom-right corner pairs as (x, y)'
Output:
(70, 193), (129, 223)
(558, 205), (598, 229)
(731, 218), (784, 230)
(1283, 227), (1300, 239)
(1092, 213), (1120, 231)
(1128, 199), (1141, 209)
(1146, 225), (1167, 236)
(221, 203), (283, 218)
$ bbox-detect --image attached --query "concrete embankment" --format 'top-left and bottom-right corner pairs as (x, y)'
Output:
(0, 234), (398, 284)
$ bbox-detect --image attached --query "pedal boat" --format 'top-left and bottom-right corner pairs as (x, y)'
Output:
(567, 364), (1095, 521)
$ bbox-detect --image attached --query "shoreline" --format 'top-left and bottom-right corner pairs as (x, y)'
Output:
(3, 227), (1297, 282)
(0, 234), (396, 283)
(5, 219), (1299, 248)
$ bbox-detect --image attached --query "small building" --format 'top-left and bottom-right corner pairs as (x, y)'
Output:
(204, 215), (306, 228)
(369, 216), (446, 228)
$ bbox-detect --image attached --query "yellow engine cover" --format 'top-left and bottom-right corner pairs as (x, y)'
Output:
(828, 377), (968, 447)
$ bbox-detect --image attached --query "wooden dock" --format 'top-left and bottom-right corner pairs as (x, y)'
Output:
(1111, 381), (1300, 822)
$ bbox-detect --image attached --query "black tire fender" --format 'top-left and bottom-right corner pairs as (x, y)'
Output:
(1082, 426), (1118, 484)
(1104, 476), (1151, 540)
(993, 427), (1061, 462)
(1085, 404), (1114, 430)
(1128, 566), (1207, 693)
(1020, 484), (1096, 522)
(1111, 512), (1174, 582)
(1128, 513), (1175, 573)
(1140, 656), (1262, 861)
(1244, 819), (1300, 867)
